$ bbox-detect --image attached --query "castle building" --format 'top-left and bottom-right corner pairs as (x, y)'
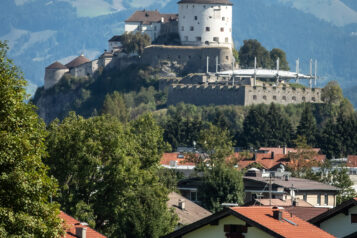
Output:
(125, 10), (178, 42)
(44, 62), (69, 90)
(178, 0), (233, 47)
(108, 35), (123, 52)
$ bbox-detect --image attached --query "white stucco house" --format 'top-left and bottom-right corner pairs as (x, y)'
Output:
(310, 198), (357, 238)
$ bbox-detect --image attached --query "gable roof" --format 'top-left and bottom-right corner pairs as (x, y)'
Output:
(109, 35), (122, 42)
(162, 207), (334, 238)
(65, 55), (90, 69)
(46, 61), (68, 70)
(59, 211), (106, 238)
(177, 0), (233, 5)
(125, 10), (178, 25)
(244, 176), (340, 192)
(309, 197), (357, 224)
(284, 206), (329, 221)
(167, 192), (211, 225)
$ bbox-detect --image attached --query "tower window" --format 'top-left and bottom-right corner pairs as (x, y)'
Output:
(273, 96), (277, 100)
(194, 16), (197, 20)
(222, 17), (225, 21)
(263, 96), (267, 100)
(292, 96), (296, 101)
(221, 27), (224, 32)
(213, 37), (219, 42)
(190, 26), (194, 31)
(206, 27), (210, 31)
(196, 37), (201, 41)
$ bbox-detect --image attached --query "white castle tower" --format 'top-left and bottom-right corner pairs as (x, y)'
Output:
(178, 0), (233, 47)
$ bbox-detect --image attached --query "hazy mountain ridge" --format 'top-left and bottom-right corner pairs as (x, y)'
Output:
(1, 0), (356, 105)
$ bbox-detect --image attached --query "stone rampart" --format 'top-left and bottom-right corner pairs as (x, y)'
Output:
(167, 84), (322, 106)
(142, 45), (233, 75)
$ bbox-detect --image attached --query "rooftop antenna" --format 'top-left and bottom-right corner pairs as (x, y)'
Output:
(309, 59), (313, 88)
(254, 57), (257, 86)
(295, 58), (300, 83)
(314, 60), (318, 87)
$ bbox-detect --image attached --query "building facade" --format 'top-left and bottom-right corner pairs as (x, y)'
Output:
(178, 0), (233, 47)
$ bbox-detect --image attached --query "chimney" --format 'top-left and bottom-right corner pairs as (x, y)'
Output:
(272, 207), (283, 221)
(76, 227), (87, 238)
(271, 152), (275, 160)
(178, 199), (186, 210)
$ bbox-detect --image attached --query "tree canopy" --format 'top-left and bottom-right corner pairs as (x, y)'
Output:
(122, 32), (151, 55)
(0, 41), (64, 237)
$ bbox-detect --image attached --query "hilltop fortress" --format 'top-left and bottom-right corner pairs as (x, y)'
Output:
(43, 0), (322, 106)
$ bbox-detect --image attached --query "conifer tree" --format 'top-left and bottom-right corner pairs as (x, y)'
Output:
(296, 104), (318, 147)
(0, 41), (63, 237)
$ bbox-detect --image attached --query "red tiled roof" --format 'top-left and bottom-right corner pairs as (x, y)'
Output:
(230, 207), (334, 238)
(160, 153), (195, 166)
(125, 10), (178, 25)
(236, 152), (325, 170)
(347, 155), (357, 167)
(60, 211), (106, 238)
(259, 147), (321, 154)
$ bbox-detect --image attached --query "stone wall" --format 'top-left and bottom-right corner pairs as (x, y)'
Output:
(167, 84), (322, 106)
(142, 45), (233, 75)
(44, 68), (69, 90)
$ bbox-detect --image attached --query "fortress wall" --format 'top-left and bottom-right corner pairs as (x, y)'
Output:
(244, 86), (322, 106)
(167, 84), (246, 106)
(44, 68), (69, 90)
(142, 45), (233, 74)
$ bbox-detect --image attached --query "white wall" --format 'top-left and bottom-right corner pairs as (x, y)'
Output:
(178, 3), (233, 47)
(124, 22), (161, 42)
(44, 68), (69, 89)
(109, 41), (122, 52)
(183, 215), (273, 238)
(320, 205), (357, 238)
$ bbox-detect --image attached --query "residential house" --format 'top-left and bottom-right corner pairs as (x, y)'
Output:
(162, 206), (334, 238)
(310, 198), (357, 238)
(167, 192), (211, 228)
(60, 211), (106, 238)
(160, 152), (196, 177)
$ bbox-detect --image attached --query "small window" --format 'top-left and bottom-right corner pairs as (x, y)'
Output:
(209, 16), (212, 19)
(324, 194), (328, 205)
(206, 27), (210, 31)
(225, 37), (228, 43)
(205, 41), (209, 45)
(312, 97), (316, 102)
(196, 37), (201, 41)
(222, 17), (225, 21)
(263, 96), (267, 100)
(203, 5), (206, 8)
(221, 27), (224, 32)
(190, 191), (197, 201)
(190, 26), (194, 31)
(303, 194), (307, 201)
(273, 96), (277, 100)
(213, 37), (219, 42)
(317, 194), (321, 205)
(253, 95), (257, 100)
(282, 96), (286, 101)
(194, 16), (198, 20)
(302, 96), (306, 102)
(225, 56), (229, 60)
(292, 96), (296, 101)
(351, 214), (357, 223)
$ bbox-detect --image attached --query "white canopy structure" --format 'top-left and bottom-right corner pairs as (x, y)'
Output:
(217, 69), (313, 80)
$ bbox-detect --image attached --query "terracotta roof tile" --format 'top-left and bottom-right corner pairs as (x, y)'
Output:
(347, 155), (357, 167)
(252, 199), (313, 207)
(46, 61), (68, 70)
(230, 207), (335, 238)
(284, 207), (329, 221)
(65, 55), (90, 69)
(160, 153), (195, 166)
(60, 211), (106, 238)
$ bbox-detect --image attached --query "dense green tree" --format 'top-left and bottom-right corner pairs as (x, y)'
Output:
(232, 48), (239, 64)
(270, 48), (290, 70)
(122, 32), (151, 55)
(194, 125), (244, 213)
(46, 113), (177, 237)
(102, 91), (128, 122)
(321, 81), (344, 105)
(239, 39), (272, 68)
(0, 41), (64, 237)
(296, 104), (318, 146)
